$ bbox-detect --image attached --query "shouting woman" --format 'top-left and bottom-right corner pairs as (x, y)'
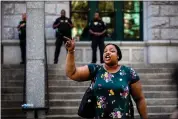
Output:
(65, 38), (148, 119)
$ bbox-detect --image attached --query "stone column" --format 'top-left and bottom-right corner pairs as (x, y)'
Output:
(146, 1), (178, 63)
(1, 2), (2, 64)
(26, 2), (45, 119)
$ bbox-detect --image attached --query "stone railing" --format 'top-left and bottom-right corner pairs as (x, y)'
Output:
(2, 39), (178, 65)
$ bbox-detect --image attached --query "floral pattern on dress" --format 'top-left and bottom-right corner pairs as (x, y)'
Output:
(108, 89), (115, 96)
(120, 86), (129, 99)
(109, 109), (122, 118)
(88, 64), (140, 118)
(119, 70), (126, 76)
(97, 96), (107, 109)
(101, 72), (114, 83)
(98, 84), (102, 90)
(130, 68), (137, 79)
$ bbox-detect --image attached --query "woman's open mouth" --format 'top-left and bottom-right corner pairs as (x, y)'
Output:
(105, 55), (111, 61)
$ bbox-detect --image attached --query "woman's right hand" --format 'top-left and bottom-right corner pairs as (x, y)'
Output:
(64, 36), (75, 52)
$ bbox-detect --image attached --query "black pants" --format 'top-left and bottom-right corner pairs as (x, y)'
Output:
(54, 36), (67, 63)
(91, 37), (105, 63)
(19, 36), (26, 63)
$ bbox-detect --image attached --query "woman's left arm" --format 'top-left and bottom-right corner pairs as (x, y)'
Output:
(130, 80), (148, 119)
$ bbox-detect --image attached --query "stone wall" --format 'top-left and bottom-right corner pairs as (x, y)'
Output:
(45, 1), (69, 39)
(2, 2), (26, 40)
(2, 40), (148, 65)
(1, 1), (69, 40)
(2, 1), (178, 41)
(147, 1), (178, 40)
(2, 1), (178, 64)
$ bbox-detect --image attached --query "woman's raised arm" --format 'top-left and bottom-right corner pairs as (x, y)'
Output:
(65, 38), (90, 81)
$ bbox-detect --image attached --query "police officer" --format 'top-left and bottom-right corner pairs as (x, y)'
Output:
(53, 9), (73, 64)
(89, 11), (106, 64)
(17, 13), (26, 64)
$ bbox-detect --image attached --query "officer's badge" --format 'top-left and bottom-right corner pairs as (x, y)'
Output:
(60, 20), (64, 22)
(65, 20), (68, 23)
(94, 22), (98, 25)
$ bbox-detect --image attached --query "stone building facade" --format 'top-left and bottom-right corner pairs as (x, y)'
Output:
(1, 1), (178, 66)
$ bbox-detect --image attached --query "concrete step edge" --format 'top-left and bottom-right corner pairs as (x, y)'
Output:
(2, 98), (176, 102)
(49, 105), (177, 109)
(49, 98), (177, 102)
(2, 91), (176, 95)
(1, 115), (26, 117)
(49, 91), (177, 94)
(46, 113), (172, 117)
(3, 78), (172, 82)
(2, 105), (176, 110)
(48, 85), (177, 88)
(47, 68), (175, 70)
(47, 79), (172, 81)
(1, 85), (176, 89)
(2, 68), (175, 71)
(48, 72), (172, 75)
(46, 114), (79, 117)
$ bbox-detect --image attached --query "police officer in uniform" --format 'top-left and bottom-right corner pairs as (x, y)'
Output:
(89, 11), (106, 64)
(53, 9), (73, 64)
(17, 13), (26, 64)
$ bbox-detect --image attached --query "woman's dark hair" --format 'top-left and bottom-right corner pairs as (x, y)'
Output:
(104, 43), (122, 61)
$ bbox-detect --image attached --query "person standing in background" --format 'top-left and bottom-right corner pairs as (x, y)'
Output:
(53, 9), (73, 64)
(17, 13), (26, 64)
(89, 11), (106, 64)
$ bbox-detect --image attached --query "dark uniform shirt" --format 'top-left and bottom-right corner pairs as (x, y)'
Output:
(53, 17), (72, 37)
(18, 20), (26, 38)
(89, 19), (106, 38)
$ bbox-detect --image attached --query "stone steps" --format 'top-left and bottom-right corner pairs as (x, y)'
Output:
(2, 77), (174, 85)
(47, 79), (173, 86)
(46, 105), (176, 115)
(1, 108), (25, 116)
(1, 78), (174, 87)
(1, 100), (24, 107)
(2, 91), (176, 101)
(1, 85), (176, 94)
(2, 72), (172, 80)
(1, 115), (26, 119)
(46, 113), (171, 119)
(49, 98), (177, 106)
(47, 68), (175, 75)
(48, 73), (172, 79)
(49, 91), (177, 99)
(2, 105), (175, 116)
(2, 98), (177, 107)
(1, 64), (177, 119)
(48, 85), (177, 92)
